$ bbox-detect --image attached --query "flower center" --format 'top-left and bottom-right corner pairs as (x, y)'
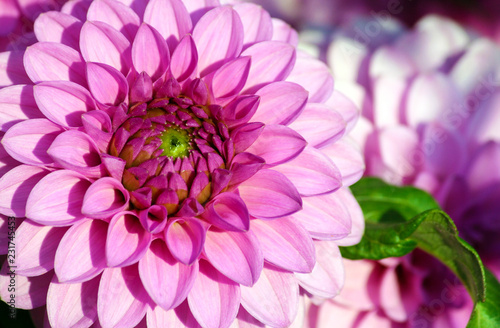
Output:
(159, 127), (192, 158)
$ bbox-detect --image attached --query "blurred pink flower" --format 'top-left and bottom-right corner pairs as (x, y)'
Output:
(0, 0), (365, 327)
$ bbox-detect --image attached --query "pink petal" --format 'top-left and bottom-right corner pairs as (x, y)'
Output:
(271, 18), (298, 46)
(98, 265), (150, 328)
(188, 261), (241, 328)
(212, 56), (251, 99)
(2, 118), (64, 165)
(54, 219), (108, 283)
(288, 103), (346, 148)
(0, 51), (31, 87)
(240, 265), (299, 328)
(326, 90), (360, 134)
(232, 307), (265, 328)
(87, 0), (141, 41)
(241, 41), (296, 93)
(132, 23), (170, 81)
(246, 124), (306, 166)
(26, 170), (91, 226)
(82, 110), (113, 152)
(201, 192), (250, 231)
(291, 191), (352, 241)
(165, 217), (206, 265)
(228, 152), (265, 188)
(238, 169), (302, 219)
(233, 3), (272, 47)
(106, 211), (152, 267)
(295, 240), (344, 298)
(192, 6), (244, 76)
(466, 141), (500, 192)
(147, 301), (202, 328)
(144, 0), (192, 50)
(81, 177), (129, 219)
(379, 266), (407, 322)
(139, 239), (198, 310)
(80, 21), (131, 74)
(0, 266), (53, 309)
(86, 62), (129, 106)
(319, 139), (365, 187)
(34, 80), (96, 127)
(0, 85), (43, 132)
(252, 81), (308, 125)
(251, 217), (315, 273)
(371, 75), (407, 129)
(24, 42), (86, 85)
(0, 165), (49, 217)
(230, 122), (264, 153)
(204, 229), (263, 286)
(334, 259), (377, 310)
(170, 34), (198, 82)
(34, 12), (83, 50)
(332, 188), (365, 247)
(61, 0), (92, 20)
(14, 219), (68, 276)
(46, 275), (100, 328)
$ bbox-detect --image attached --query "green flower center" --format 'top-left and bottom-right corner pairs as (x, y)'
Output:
(159, 127), (192, 158)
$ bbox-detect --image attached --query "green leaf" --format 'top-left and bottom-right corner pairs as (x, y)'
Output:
(467, 269), (500, 327)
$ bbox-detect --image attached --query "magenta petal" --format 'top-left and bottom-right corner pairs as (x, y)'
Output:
(24, 42), (86, 85)
(192, 6), (244, 76)
(139, 239), (198, 311)
(81, 177), (129, 219)
(2, 118), (64, 165)
(34, 12), (82, 50)
(230, 122), (264, 153)
(201, 192), (250, 231)
(242, 41), (296, 93)
(47, 275), (100, 328)
(252, 81), (308, 125)
(86, 62), (129, 106)
(165, 217), (206, 265)
(54, 219), (107, 284)
(147, 303), (202, 328)
(233, 3), (272, 47)
(204, 229), (263, 286)
(246, 124), (306, 166)
(82, 110), (114, 152)
(15, 219), (68, 276)
(212, 56), (251, 99)
(170, 34), (198, 82)
(241, 265), (299, 328)
(228, 152), (265, 188)
(251, 217), (315, 273)
(26, 170), (91, 226)
(334, 188), (365, 247)
(106, 211), (152, 267)
(0, 85), (43, 132)
(139, 205), (168, 234)
(87, 0), (141, 41)
(271, 19), (298, 46)
(132, 23), (170, 81)
(188, 261), (241, 328)
(238, 169), (302, 219)
(98, 265), (150, 328)
(0, 266), (53, 309)
(0, 51), (31, 87)
(0, 165), (49, 217)
(80, 21), (131, 74)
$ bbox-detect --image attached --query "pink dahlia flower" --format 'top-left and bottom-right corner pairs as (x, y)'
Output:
(0, 0), (365, 327)
(300, 14), (500, 328)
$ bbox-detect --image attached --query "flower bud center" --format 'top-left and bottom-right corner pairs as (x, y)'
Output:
(159, 127), (191, 158)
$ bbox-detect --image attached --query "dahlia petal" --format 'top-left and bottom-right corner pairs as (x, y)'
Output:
(291, 192), (352, 240)
(61, 0), (92, 20)
(46, 275), (100, 328)
(325, 90), (359, 134)
(15, 219), (67, 276)
(271, 18), (298, 46)
(87, 0), (140, 41)
(251, 217), (315, 273)
(165, 217), (206, 265)
(193, 6), (244, 76)
(230, 122), (264, 153)
(370, 46), (416, 80)
(0, 51), (31, 87)
(81, 177), (130, 219)
(34, 81), (95, 127)
(144, 0), (192, 50)
(467, 92), (500, 145)
(376, 126), (420, 178)
(242, 41), (296, 93)
(466, 142), (500, 191)
(0, 165), (48, 217)
(228, 152), (265, 188)
(238, 169), (302, 219)
(0, 0), (19, 36)
(106, 211), (152, 267)
(295, 241), (344, 298)
(54, 219), (108, 283)
(201, 192), (250, 231)
(0, 266), (53, 309)
(139, 205), (168, 234)
(86, 62), (129, 106)
(231, 307), (265, 328)
(273, 146), (342, 196)
(98, 265), (150, 328)
(288, 103), (346, 148)
(0, 85), (43, 132)
(188, 261), (241, 328)
(2, 118), (64, 166)
(139, 239), (198, 311)
(371, 75), (406, 129)
(132, 23), (170, 81)
(183, 0), (220, 24)
(24, 42), (86, 85)
(240, 265), (299, 328)
(334, 259), (377, 310)
(82, 110), (113, 152)
(170, 34), (198, 82)
(101, 155), (126, 182)
(212, 56), (251, 99)
(34, 12), (83, 50)
(246, 124), (306, 166)
(233, 3), (272, 47)
(334, 188), (365, 247)
(204, 229), (263, 286)
(252, 81), (308, 125)
(26, 170), (91, 226)
(379, 266), (407, 322)
(80, 21), (131, 74)
(148, 302), (203, 328)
